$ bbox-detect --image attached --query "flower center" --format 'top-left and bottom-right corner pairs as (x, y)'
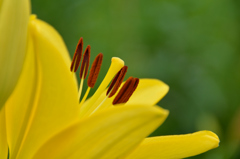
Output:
(70, 37), (139, 116)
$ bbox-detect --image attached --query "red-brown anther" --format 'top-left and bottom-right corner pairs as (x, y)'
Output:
(106, 66), (128, 97)
(87, 53), (103, 88)
(106, 69), (121, 96)
(112, 77), (139, 105)
(122, 78), (139, 103)
(70, 37), (83, 72)
(112, 77), (133, 104)
(80, 45), (91, 79)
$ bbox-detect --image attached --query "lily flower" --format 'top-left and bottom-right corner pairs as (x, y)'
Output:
(0, 0), (219, 159)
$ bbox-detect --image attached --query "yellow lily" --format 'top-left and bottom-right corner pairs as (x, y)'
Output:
(0, 0), (219, 159)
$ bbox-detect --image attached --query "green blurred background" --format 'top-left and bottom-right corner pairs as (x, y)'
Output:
(32, 0), (240, 158)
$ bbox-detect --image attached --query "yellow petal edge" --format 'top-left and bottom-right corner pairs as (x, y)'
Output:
(125, 130), (220, 159)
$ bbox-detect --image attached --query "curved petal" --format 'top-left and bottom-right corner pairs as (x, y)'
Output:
(0, 107), (8, 159)
(125, 79), (169, 106)
(125, 131), (219, 159)
(33, 105), (169, 159)
(5, 31), (38, 158)
(0, 0), (30, 108)
(81, 79), (169, 115)
(5, 16), (79, 159)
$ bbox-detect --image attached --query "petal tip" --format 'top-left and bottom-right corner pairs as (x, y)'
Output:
(203, 130), (220, 148)
(153, 106), (169, 120)
(156, 79), (169, 93)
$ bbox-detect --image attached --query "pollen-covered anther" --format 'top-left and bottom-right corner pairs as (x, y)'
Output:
(70, 37), (83, 72)
(80, 45), (91, 79)
(87, 53), (103, 88)
(106, 66), (128, 97)
(113, 77), (139, 105)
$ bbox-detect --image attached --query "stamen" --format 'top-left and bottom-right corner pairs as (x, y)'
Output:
(87, 53), (103, 88)
(70, 37), (83, 72)
(106, 66), (128, 97)
(89, 96), (108, 116)
(122, 78), (139, 103)
(112, 77), (139, 105)
(80, 45), (91, 79)
(79, 57), (124, 117)
(79, 53), (103, 106)
(85, 66), (127, 114)
(79, 87), (91, 107)
(106, 69), (121, 95)
(112, 77), (133, 104)
(78, 45), (90, 101)
(78, 78), (84, 101)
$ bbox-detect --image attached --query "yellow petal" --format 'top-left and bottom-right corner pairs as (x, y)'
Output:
(0, 0), (30, 108)
(5, 16), (79, 159)
(125, 131), (220, 159)
(81, 79), (169, 115)
(33, 106), (169, 159)
(0, 106), (8, 159)
(125, 79), (169, 106)
(5, 29), (38, 158)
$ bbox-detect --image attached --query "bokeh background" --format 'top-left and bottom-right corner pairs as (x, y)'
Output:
(32, 0), (240, 158)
